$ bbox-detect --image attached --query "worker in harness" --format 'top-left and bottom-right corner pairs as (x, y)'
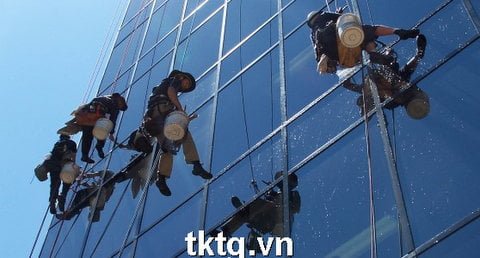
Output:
(60, 170), (116, 222)
(343, 34), (429, 119)
(74, 93), (128, 163)
(144, 70), (212, 196)
(211, 172), (301, 251)
(42, 134), (77, 214)
(307, 7), (420, 74)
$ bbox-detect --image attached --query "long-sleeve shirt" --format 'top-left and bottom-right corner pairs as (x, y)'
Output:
(90, 96), (120, 133)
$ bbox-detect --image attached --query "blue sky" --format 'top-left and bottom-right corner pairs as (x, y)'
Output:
(0, 1), (128, 256)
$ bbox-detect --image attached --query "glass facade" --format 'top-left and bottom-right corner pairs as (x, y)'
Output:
(34, 0), (480, 257)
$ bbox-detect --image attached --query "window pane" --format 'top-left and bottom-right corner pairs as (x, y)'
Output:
(207, 133), (283, 230)
(174, 11), (222, 77)
(180, 0), (224, 42)
(287, 72), (363, 168)
(141, 1), (183, 55)
(419, 217), (480, 258)
(220, 20), (279, 86)
(223, 0), (278, 55)
(213, 49), (281, 173)
(291, 125), (376, 257)
(39, 222), (60, 258)
(284, 26), (339, 117)
(394, 40), (480, 245)
(134, 191), (203, 257)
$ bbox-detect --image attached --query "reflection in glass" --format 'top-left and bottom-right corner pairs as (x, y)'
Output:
(210, 172), (300, 254)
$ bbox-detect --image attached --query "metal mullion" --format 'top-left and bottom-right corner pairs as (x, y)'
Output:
(201, 0), (229, 235)
(168, 0), (188, 71)
(276, 0), (291, 244)
(402, 209), (480, 258)
(463, 0), (480, 33)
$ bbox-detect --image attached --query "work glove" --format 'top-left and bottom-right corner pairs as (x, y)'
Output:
(394, 29), (420, 40)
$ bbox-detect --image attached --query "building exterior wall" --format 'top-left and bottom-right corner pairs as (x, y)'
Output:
(37, 0), (480, 257)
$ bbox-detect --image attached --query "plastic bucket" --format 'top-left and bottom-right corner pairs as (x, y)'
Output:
(164, 111), (189, 141)
(60, 162), (80, 184)
(405, 90), (430, 119)
(93, 118), (114, 140)
(337, 13), (364, 48)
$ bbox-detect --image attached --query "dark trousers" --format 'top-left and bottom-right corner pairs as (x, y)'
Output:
(45, 160), (71, 202)
(81, 126), (106, 157)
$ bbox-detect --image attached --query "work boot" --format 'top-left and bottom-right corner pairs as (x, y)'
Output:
(155, 176), (171, 196)
(416, 34), (427, 59)
(49, 200), (56, 214)
(394, 29), (420, 40)
(96, 146), (105, 159)
(231, 196), (243, 209)
(192, 161), (213, 179)
(58, 196), (66, 212)
(81, 155), (95, 164)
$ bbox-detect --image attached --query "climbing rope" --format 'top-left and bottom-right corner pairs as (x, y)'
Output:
(361, 68), (378, 258)
(238, 0), (260, 194)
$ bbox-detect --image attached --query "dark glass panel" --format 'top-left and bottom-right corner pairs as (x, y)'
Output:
(393, 41), (480, 245)
(282, 0), (322, 36)
(174, 11), (222, 77)
(39, 222), (60, 258)
(181, 0), (223, 43)
(290, 125), (373, 257)
(141, 1), (183, 55)
(419, 217), (480, 258)
(88, 151), (148, 258)
(207, 133), (283, 230)
(213, 49), (281, 173)
(223, 0), (277, 55)
(220, 19), (278, 86)
(287, 71), (362, 168)
(283, 25), (339, 117)
(134, 192), (202, 257)
(123, 0), (151, 25)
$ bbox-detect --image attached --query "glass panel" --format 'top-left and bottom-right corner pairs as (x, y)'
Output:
(207, 133), (283, 230)
(220, 20), (279, 86)
(179, 67), (217, 112)
(135, 30), (176, 81)
(394, 0), (478, 76)
(123, 0), (151, 25)
(290, 125), (373, 257)
(213, 49), (281, 173)
(180, 0), (223, 42)
(134, 192), (202, 257)
(88, 151), (149, 258)
(206, 174), (302, 258)
(174, 11), (222, 77)
(39, 222), (60, 258)
(394, 40), (480, 245)
(223, 0), (277, 55)
(419, 217), (480, 258)
(115, 76), (150, 142)
(118, 3), (152, 45)
(99, 22), (147, 91)
(140, 100), (213, 230)
(49, 210), (89, 258)
(99, 67), (133, 96)
(141, 1), (183, 55)
(282, 0), (323, 35)
(287, 72), (362, 168)
(284, 26), (339, 117)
